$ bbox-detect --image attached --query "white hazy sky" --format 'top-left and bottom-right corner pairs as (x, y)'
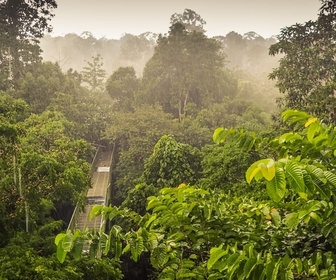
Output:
(50, 0), (321, 39)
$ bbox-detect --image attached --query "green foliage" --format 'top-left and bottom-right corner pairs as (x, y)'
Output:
(140, 21), (230, 121)
(104, 105), (177, 203)
(201, 141), (263, 197)
(49, 90), (114, 143)
(56, 109), (336, 279)
(106, 66), (139, 111)
(142, 135), (202, 187)
(12, 62), (67, 113)
(0, 107), (93, 236)
(55, 186), (281, 279)
(0, 226), (122, 280)
(0, 92), (29, 122)
(122, 135), (202, 214)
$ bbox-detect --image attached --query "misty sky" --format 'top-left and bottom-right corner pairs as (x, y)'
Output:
(50, 0), (321, 39)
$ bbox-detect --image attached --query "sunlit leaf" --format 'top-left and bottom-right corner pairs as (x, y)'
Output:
(309, 212), (322, 224)
(90, 205), (103, 220)
(260, 159), (275, 181)
(213, 127), (226, 144)
(305, 117), (318, 128)
(245, 159), (271, 183)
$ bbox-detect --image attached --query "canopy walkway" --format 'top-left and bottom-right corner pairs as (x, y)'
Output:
(67, 147), (113, 235)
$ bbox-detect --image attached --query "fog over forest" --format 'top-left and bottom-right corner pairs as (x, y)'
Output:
(40, 29), (280, 78)
(39, 19), (283, 113)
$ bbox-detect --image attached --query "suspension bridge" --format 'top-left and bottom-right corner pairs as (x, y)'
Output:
(67, 146), (114, 234)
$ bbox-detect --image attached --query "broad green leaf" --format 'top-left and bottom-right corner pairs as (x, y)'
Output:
(302, 171), (315, 195)
(213, 127), (236, 144)
(315, 181), (331, 199)
(98, 233), (109, 255)
(54, 233), (66, 246)
(279, 132), (302, 144)
(295, 258), (303, 273)
(271, 261), (281, 280)
(153, 205), (168, 213)
(130, 236), (145, 262)
(239, 134), (255, 151)
(72, 237), (85, 259)
(122, 243), (130, 254)
(285, 161), (305, 195)
(243, 257), (258, 278)
(279, 132), (293, 144)
(309, 212), (322, 224)
(180, 259), (195, 269)
(151, 245), (169, 269)
(248, 166), (261, 183)
(56, 241), (67, 263)
(307, 121), (320, 142)
(147, 198), (161, 210)
(207, 245), (227, 270)
(282, 110), (311, 125)
(312, 134), (328, 146)
(266, 260), (275, 280)
(90, 205), (103, 220)
(61, 233), (73, 252)
(145, 213), (157, 228)
(55, 233), (73, 263)
(266, 168), (287, 202)
(284, 212), (300, 228)
(107, 207), (120, 221)
(226, 252), (240, 267)
(306, 165), (328, 184)
(324, 171), (336, 187)
(114, 239), (122, 259)
(213, 127), (225, 144)
(148, 232), (159, 250)
(270, 209), (281, 227)
(227, 254), (244, 280)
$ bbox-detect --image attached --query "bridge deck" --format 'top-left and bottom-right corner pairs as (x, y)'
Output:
(74, 149), (112, 232)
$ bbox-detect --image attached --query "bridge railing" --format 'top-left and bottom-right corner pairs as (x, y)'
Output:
(67, 146), (101, 231)
(98, 142), (115, 232)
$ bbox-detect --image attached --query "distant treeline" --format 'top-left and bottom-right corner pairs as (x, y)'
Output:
(40, 30), (280, 77)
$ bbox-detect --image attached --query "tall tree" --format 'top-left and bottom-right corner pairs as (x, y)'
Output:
(13, 61), (66, 113)
(269, 0), (336, 124)
(0, 0), (57, 88)
(141, 21), (231, 121)
(170, 9), (206, 33)
(81, 54), (106, 92)
(106, 66), (139, 111)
